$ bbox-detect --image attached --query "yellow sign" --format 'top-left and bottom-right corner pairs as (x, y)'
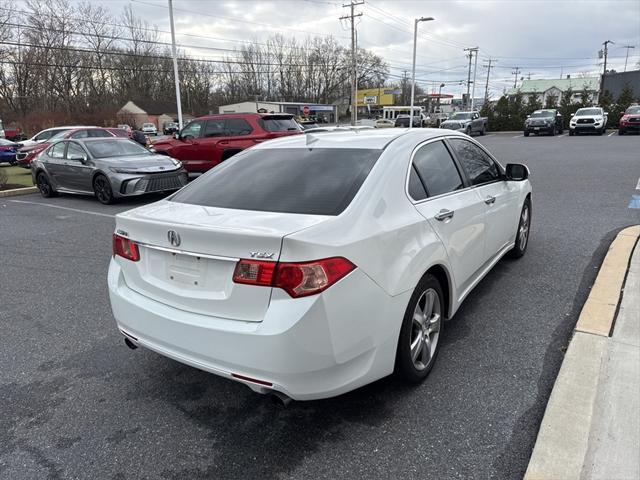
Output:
(357, 88), (395, 107)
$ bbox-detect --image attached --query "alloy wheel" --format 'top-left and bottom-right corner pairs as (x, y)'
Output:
(37, 174), (51, 196)
(94, 176), (112, 204)
(519, 204), (530, 250)
(410, 288), (442, 371)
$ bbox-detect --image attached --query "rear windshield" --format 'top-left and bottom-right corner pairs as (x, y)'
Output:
(170, 148), (382, 215)
(259, 117), (301, 132)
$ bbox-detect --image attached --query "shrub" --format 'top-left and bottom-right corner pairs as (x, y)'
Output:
(0, 168), (8, 189)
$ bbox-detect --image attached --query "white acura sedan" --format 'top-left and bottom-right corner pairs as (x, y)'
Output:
(108, 129), (531, 401)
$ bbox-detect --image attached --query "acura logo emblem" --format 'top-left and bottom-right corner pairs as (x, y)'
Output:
(167, 230), (181, 247)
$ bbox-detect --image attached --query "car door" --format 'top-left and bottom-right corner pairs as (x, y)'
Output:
(174, 120), (206, 168)
(448, 137), (520, 259)
(199, 119), (227, 168)
(63, 141), (93, 192)
(44, 142), (69, 189)
(410, 139), (487, 294)
(219, 118), (255, 161)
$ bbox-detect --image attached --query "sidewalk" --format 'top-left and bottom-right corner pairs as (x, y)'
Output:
(526, 226), (640, 480)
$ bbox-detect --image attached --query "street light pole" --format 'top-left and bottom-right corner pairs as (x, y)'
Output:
(410, 16), (434, 129)
(168, 0), (183, 130)
(470, 47), (479, 111)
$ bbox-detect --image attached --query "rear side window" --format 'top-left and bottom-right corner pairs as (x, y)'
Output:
(88, 129), (112, 138)
(35, 130), (56, 141)
(171, 148), (382, 215)
(203, 120), (225, 138)
(48, 142), (66, 159)
(412, 141), (463, 197)
(258, 117), (301, 132)
(408, 166), (427, 201)
(448, 138), (500, 185)
(225, 118), (252, 136)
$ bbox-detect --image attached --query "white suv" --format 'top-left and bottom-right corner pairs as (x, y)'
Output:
(141, 123), (158, 136)
(109, 129), (532, 401)
(569, 107), (608, 135)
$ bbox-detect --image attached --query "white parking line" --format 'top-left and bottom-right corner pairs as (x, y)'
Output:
(557, 134), (567, 138)
(636, 177), (640, 190)
(512, 134), (522, 138)
(608, 131), (616, 137)
(483, 134), (495, 138)
(8, 199), (115, 218)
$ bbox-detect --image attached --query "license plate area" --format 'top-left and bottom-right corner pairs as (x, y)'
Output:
(534, 127), (540, 130)
(167, 252), (206, 287)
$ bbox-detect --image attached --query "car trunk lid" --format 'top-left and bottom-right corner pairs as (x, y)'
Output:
(115, 200), (329, 321)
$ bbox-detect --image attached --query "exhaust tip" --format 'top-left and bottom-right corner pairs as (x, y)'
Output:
(124, 337), (138, 350)
(270, 391), (293, 408)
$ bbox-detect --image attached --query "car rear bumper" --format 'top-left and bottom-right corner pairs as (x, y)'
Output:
(108, 258), (408, 400)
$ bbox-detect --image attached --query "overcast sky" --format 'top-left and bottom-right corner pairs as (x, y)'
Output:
(71, 0), (640, 97)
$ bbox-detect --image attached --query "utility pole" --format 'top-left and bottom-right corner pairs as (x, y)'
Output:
(601, 39), (614, 95)
(401, 70), (409, 105)
(526, 72), (532, 80)
(410, 16), (434, 128)
(482, 58), (495, 103)
(622, 45), (635, 72)
(464, 47), (475, 110)
(470, 47), (479, 111)
(512, 66), (521, 88)
(341, 1), (363, 126)
(168, 0), (183, 130)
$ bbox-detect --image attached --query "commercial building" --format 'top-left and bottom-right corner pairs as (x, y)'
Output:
(602, 70), (640, 98)
(506, 76), (600, 106)
(218, 101), (338, 123)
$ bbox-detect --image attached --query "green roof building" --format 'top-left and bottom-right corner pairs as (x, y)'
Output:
(506, 76), (600, 106)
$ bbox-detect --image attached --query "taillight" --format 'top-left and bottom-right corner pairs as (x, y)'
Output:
(232, 257), (356, 298)
(112, 234), (140, 262)
(232, 260), (276, 286)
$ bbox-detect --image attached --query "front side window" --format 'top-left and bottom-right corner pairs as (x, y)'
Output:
(225, 118), (253, 136)
(180, 121), (203, 139)
(48, 142), (66, 159)
(35, 130), (56, 141)
(70, 130), (90, 139)
(449, 138), (500, 185)
(171, 148), (382, 215)
(412, 141), (463, 197)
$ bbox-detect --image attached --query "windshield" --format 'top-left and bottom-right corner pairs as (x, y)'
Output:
(170, 148), (382, 215)
(625, 106), (640, 115)
(86, 139), (150, 158)
(259, 116), (301, 132)
(143, 123), (155, 128)
(575, 108), (601, 116)
(530, 110), (554, 118)
(450, 112), (472, 120)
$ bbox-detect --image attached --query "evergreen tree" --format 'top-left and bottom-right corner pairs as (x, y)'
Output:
(528, 91), (543, 113)
(559, 87), (578, 122)
(599, 90), (615, 127)
(494, 95), (510, 130)
(578, 84), (592, 107)
(544, 93), (558, 108)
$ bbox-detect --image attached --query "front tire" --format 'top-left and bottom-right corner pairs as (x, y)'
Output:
(618, 129), (624, 135)
(396, 274), (444, 383)
(569, 130), (575, 136)
(36, 172), (57, 198)
(524, 130), (529, 137)
(508, 198), (531, 259)
(93, 174), (115, 205)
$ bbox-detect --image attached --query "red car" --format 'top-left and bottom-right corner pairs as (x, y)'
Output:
(16, 127), (123, 168)
(618, 105), (640, 135)
(150, 113), (303, 174)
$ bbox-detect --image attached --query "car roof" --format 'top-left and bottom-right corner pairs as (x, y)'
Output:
(253, 128), (465, 150)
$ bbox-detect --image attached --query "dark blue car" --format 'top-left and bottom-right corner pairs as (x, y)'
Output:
(0, 138), (21, 165)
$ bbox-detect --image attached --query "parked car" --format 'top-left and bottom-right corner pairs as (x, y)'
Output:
(0, 138), (21, 165)
(374, 119), (395, 128)
(523, 109), (563, 136)
(117, 124), (132, 133)
(16, 127), (119, 168)
(298, 120), (319, 130)
(569, 107), (608, 135)
(163, 122), (179, 135)
(19, 126), (89, 148)
(109, 129), (532, 401)
(618, 105), (640, 135)
(32, 138), (188, 205)
(440, 111), (488, 136)
(141, 123), (158, 136)
(150, 113), (303, 175)
(395, 113), (430, 128)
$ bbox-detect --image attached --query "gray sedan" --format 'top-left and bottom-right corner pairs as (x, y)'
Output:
(31, 138), (188, 204)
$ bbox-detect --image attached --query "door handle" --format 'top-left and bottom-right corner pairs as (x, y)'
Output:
(219, 140), (229, 145)
(434, 209), (454, 221)
(484, 195), (496, 205)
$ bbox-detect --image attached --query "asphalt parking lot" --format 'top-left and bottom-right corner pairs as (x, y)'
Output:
(1, 132), (639, 479)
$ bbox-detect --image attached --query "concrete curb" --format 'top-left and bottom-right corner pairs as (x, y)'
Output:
(0, 186), (37, 198)
(524, 226), (640, 480)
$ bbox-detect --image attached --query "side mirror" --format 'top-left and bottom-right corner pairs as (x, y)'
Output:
(173, 132), (179, 140)
(505, 163), (529, 181)
(526, 114), (531, 118)
(68, 155), (86, 163)
(570, 113), (575, 117)
(604, 111), (608, 116)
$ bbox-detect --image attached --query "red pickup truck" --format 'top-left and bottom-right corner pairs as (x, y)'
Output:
(150, 113), (303, 174)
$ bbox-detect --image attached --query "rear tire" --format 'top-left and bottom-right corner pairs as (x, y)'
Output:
(465, 125), (472, 136)
(36, 172), (57, 198)
(508, 198), (531, 259)
(396, 274), (444, 383)
(93, 174), (115, 205)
